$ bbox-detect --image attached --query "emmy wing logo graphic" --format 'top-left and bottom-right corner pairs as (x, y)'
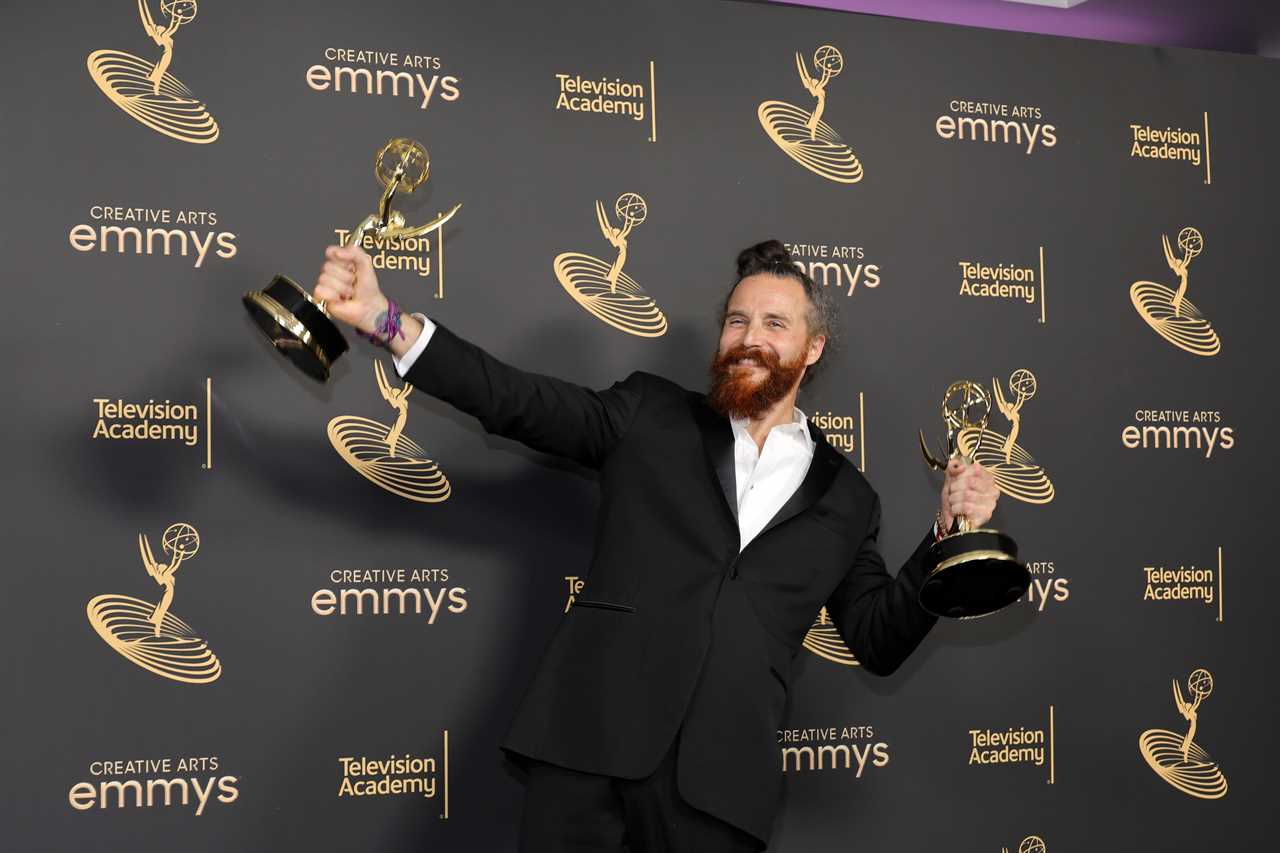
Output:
(328, 362), (451, 503)
(87, 522), (221, 683)
(758, 46), (863, 184)
(1130, 227), (1220, 356)
(553, 193), (667, 337)
(802, 607), (858, 666)
(957, 369), (1055, 504)
(1139, 668), (1228, 799)
(87, 0), (219, 143)
(1002, 836), (1046, 853)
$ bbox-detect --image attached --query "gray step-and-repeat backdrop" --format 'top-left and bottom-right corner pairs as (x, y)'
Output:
(3, 0), (1275, 849)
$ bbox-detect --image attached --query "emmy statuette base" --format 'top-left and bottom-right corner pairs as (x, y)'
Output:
(243, 275), (349, 382)
(918, 529), (1026, 619)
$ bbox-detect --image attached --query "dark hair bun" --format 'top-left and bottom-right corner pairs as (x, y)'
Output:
(736, 240), (794, 279)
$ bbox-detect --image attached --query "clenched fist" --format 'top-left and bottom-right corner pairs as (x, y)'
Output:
(939, 458), (999, 531)
(313, 244), (389, 335)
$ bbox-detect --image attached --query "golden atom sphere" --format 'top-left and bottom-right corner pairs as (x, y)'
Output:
(375, 138), (430, 191)
(1178, 226), (1204, 258)
(161, 0), (198, 25)
(1019, 837), (1047, 853)
(615, 192), (647, 226)
(1188, 668), (1214, 698)
(162, 522), (201, 559)
(814, 44), (844, 75)
(943, 381), (990, 429)
(1010, 368), (1038, 400)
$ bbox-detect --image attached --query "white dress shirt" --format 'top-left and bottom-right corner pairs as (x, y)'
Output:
(730, 409), (814, 551)
(394, 316), (820, 551)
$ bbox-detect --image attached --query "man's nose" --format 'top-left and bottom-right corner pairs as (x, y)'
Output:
(742, 320), (766, 348)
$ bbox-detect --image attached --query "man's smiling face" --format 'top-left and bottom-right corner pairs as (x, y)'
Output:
(708, 273), (826, 419)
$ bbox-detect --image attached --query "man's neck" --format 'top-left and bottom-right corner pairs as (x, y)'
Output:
(739, 390), (802, 451)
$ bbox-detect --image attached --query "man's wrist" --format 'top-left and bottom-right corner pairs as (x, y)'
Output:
(386, 313), (424, 359)
(358, 294), (391, 336)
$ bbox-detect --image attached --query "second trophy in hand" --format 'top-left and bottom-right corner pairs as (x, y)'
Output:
(917, 380), (1028, 618)
(242, 137), (461, 381)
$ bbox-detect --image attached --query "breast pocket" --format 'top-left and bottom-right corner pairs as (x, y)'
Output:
(569, 598), (637, 614)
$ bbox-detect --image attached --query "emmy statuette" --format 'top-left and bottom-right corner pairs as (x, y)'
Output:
(917, 381), (1028, 618)
(243, 138), (461, 381)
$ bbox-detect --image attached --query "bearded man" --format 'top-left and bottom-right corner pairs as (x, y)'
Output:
(312, 239), (1000, 853)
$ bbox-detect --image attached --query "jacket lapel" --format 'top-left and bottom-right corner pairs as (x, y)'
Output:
(691, 398), (738, 523)
(755, 421), (842, 540)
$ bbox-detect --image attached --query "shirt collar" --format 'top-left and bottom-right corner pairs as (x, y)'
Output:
(730, 407), (813, 453)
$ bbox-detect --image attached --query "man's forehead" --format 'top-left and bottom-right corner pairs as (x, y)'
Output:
(727, 273), (807, 313)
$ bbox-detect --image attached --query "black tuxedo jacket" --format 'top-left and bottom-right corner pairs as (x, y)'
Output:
(405, 324), (938, 844)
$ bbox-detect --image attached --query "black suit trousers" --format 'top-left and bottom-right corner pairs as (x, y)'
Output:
(519, 731), (764, 853)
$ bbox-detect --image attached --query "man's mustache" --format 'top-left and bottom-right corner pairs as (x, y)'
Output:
(718, 345), (780, 370)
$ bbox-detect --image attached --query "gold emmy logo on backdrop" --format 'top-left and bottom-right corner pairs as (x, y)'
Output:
(802, 607), (859, 666)
(758, 45), (863, 184)
(1138, 668), (1228, 799)
(86, 522), (221, 683)
(553, 193), (667, 337)
(87, 0), (219, 143)
(328, 362), (451, 503)
(1130, 227), (1220, 356)
(1002, 836), (1047, 853)
(956, 369), (1054, 504)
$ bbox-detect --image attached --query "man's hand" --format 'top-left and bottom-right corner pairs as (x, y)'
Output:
(939, 458), (999, 531)
(313, 244), (389, 335)
(313, 244), (425, 359)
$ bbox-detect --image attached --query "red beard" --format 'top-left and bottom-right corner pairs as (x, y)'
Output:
(707, 344), (806, 420)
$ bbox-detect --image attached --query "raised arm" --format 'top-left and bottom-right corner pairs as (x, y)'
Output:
(402, 323), (644, 468)
(313, 243), (645, 468)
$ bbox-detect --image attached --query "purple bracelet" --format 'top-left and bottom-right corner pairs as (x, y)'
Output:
(359, 298), (407, 348)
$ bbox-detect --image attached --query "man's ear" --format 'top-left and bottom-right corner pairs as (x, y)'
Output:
(805, 334), (827, 367)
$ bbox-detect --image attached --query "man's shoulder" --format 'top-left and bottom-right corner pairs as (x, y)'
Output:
(812, 434), (880, 503)
(618, 370), (699, 402)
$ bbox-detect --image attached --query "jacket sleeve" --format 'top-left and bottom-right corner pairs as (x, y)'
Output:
(400, 321), (645, 469)
(824, 495), (938, 676)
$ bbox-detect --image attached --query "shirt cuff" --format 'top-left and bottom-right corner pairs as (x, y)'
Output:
(391, 314), (437, 377)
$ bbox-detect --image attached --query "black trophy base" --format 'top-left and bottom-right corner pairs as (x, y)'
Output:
(243, 275), (349, 382)
(918, 528), (1026, 619)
